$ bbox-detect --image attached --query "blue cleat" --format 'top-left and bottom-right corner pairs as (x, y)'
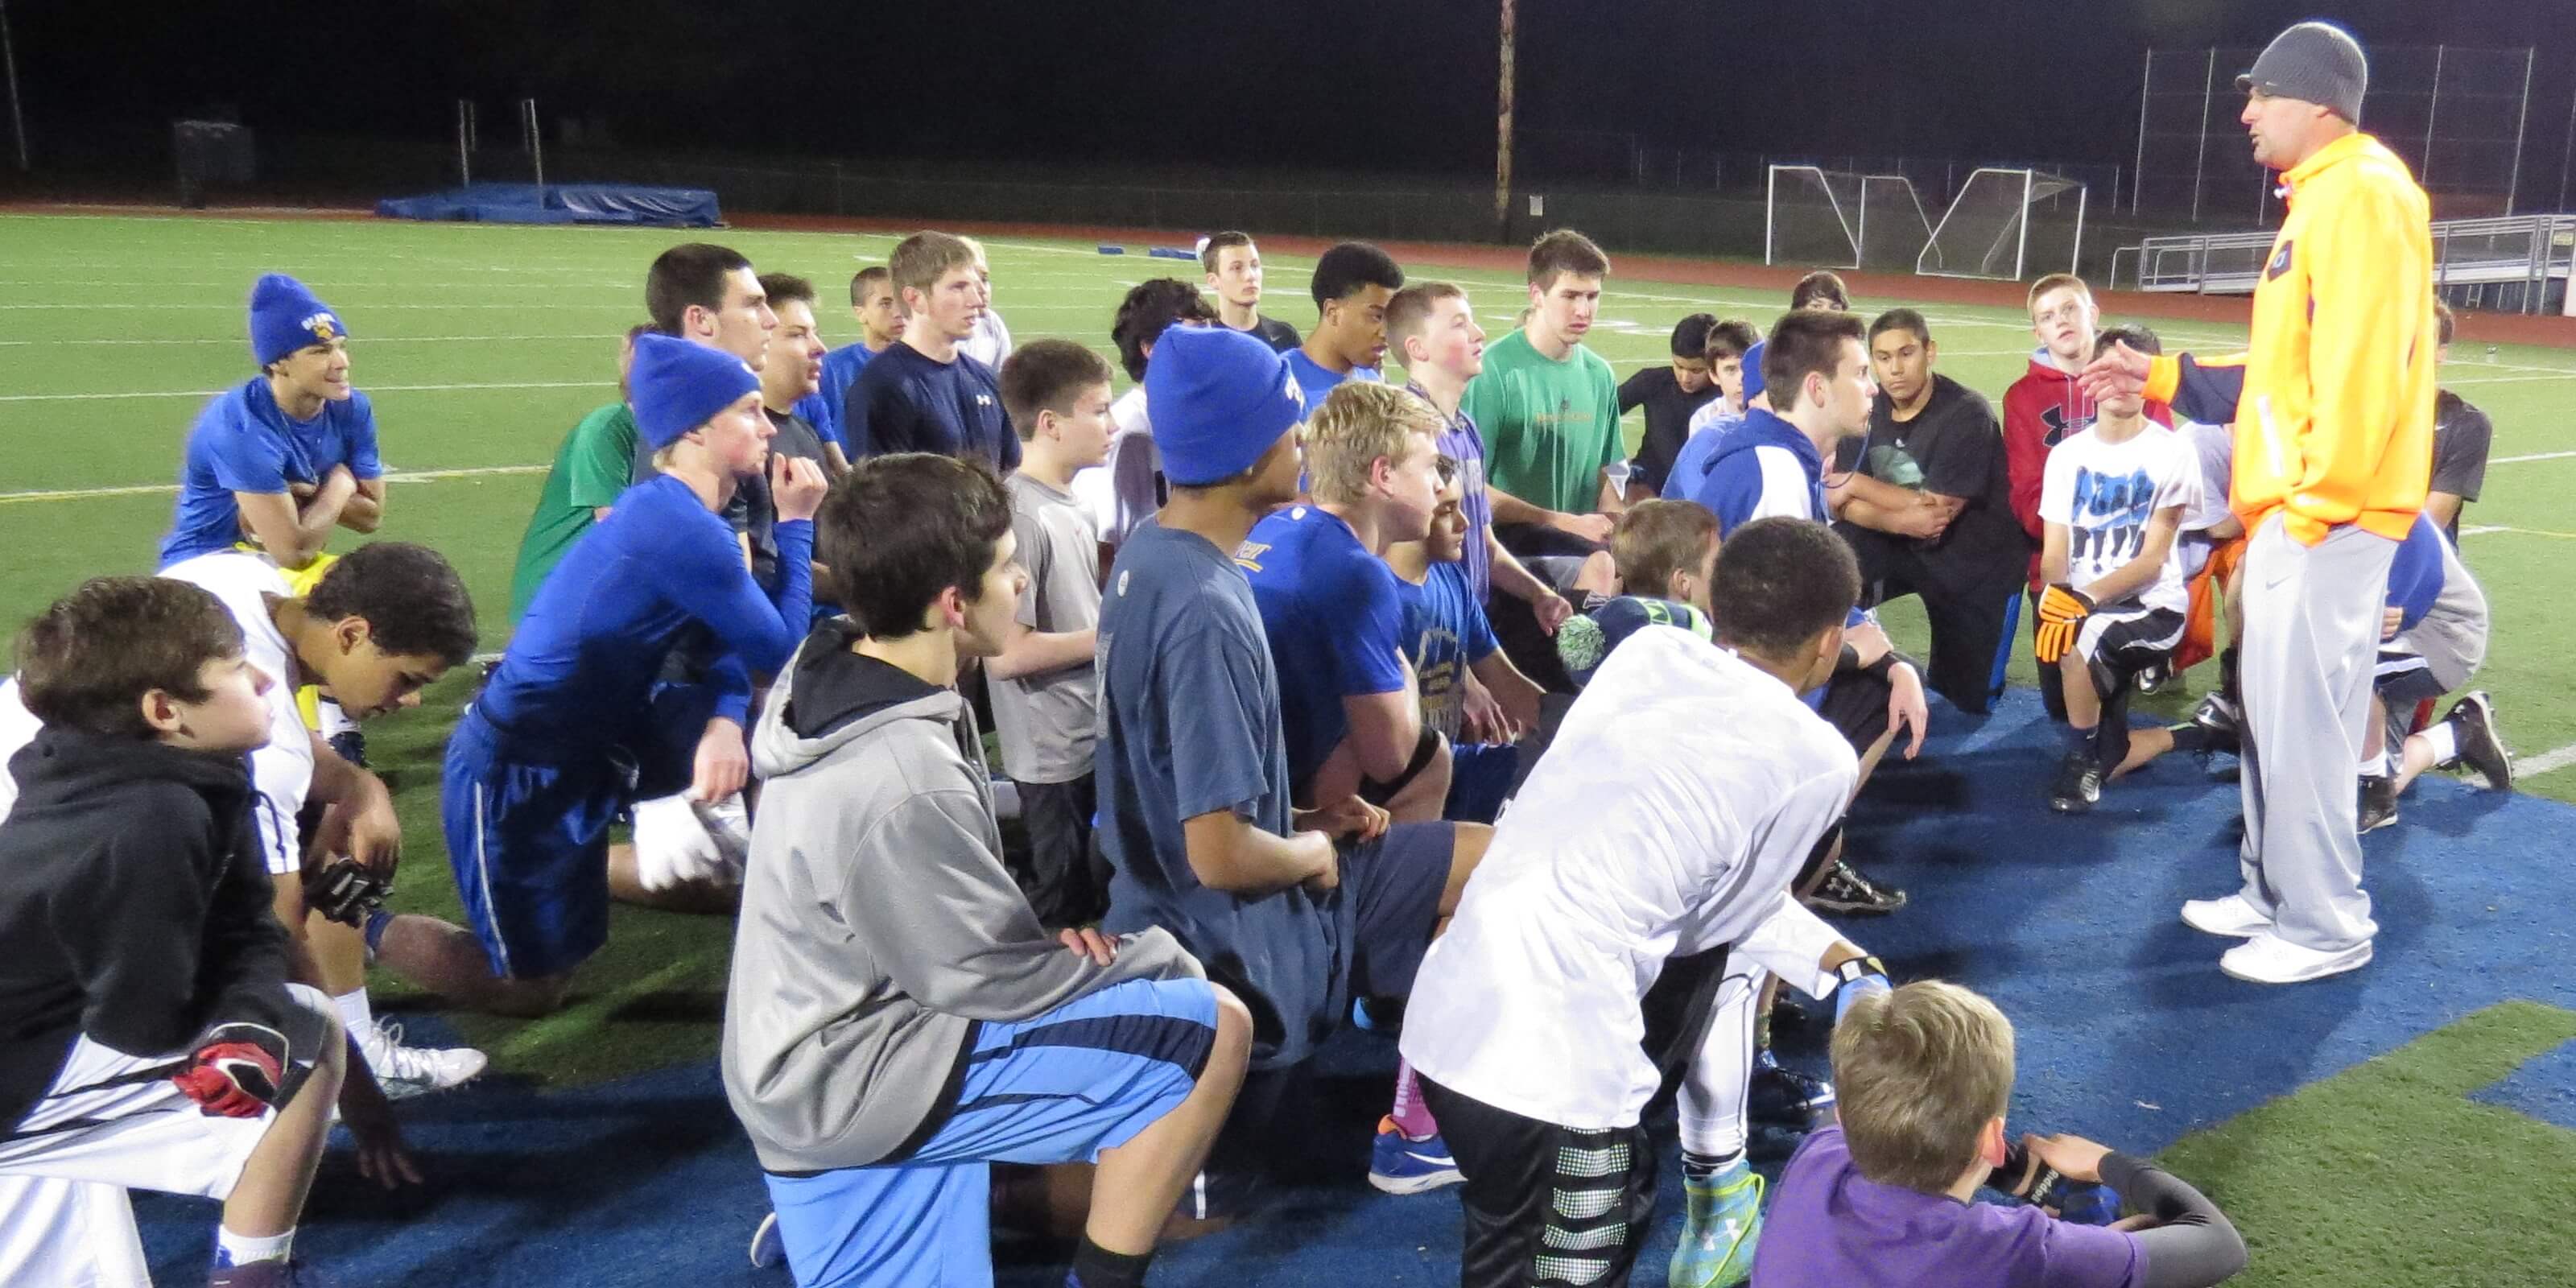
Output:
(1747, 1049), (1835, 1128)
(1368, 1116), (1464, 1194)
(1669, 1158), (1764, 1288)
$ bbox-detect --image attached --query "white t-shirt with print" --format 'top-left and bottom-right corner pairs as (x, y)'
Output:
(2037, 423), (2201, 616)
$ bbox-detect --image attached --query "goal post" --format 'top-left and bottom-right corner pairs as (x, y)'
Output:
(1918, 167), (2088, 281)
(1765, 165), (1935, 271)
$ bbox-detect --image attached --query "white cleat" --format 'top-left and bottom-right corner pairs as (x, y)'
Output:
(356, 1019), (489, 1100)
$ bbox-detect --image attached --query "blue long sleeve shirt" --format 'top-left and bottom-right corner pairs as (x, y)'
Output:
(479, 474), (812, 746)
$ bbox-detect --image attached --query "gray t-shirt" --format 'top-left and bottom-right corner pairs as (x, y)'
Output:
(992, 472), (1102, 784)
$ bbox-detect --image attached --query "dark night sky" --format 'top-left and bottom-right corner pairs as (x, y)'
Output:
(14, 1), (2574, 178)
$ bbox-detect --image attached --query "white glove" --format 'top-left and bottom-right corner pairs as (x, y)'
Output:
(630, 792), (731, 892)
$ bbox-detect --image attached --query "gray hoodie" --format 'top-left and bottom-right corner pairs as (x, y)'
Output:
(721, 622), (1203, 1174)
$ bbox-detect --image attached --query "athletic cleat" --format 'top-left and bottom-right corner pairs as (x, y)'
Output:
(2180, 894), (2272, 938)
(1669, 1158), (1763, 1288)
(2047, 752), (2103, 814)
(748, 1211), (785, 1269)
(2134, 658), (2172, 696)
(1804, 860), (1906, 915)
(356, 1019), (488, 1100)
(1368, 1116), (1464, 1194)
(2219, 930), (2372, 985)
(2188, 691), (2242, 754)
(1747, 1050), (1835, 1127)
(2442, 691), (2513, 791)
(2357, 776), (2398, 833)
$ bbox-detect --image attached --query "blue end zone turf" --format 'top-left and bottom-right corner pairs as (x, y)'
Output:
(1147, 247), (1196, 260)
(1096, 245), (1127, 254)
(376, 182), (720, 228)
(137, 687), (2576, 1284)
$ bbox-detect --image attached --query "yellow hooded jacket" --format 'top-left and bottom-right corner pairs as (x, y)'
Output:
(2144, 131), (2434, 546)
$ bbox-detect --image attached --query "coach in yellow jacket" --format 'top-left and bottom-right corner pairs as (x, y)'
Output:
(2085, 20), (2431, 985)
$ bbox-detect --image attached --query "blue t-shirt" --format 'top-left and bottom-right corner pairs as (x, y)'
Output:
(1283, 349), (1380, 414)
(2384, 511), (2446, 634)
(1095, 521), (1344, 1069)
(1413, 382), (1496, 605)
(1754, 1125), (2143, 1288)
(840, 341), (1017, 472)
(800, 341), (881, 452)
(1238, 506), (1411, 793)
(1396, 563), (1498, 742)
(478, 475), (813, 747)
(159, 378), (384, 567)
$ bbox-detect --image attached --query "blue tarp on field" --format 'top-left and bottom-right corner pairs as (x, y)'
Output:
(375, 182), (720, 228)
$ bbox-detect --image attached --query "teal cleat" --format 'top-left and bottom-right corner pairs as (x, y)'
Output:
(1669, 1158), (1764, 1288)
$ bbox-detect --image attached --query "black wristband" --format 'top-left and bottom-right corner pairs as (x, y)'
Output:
(1837, 642), (1862, 674)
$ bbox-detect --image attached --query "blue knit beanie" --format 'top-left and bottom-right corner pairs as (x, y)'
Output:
(630, 332), (761, 448)
(1143, 324), (1305, 486)
(249, 274), (347, 367)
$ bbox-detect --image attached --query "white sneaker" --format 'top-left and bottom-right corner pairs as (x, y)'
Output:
(2180, 894), (2272, 938)
(2220, 931), (2372, 985)
(356, 1019), (489, 1099)
(748, 1212), (785, 1269)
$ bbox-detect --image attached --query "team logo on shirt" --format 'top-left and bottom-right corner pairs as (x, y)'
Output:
(2266, 240), (2294, 281)
(2039, 405), (2093, 449)
(1234, 540), (1272, 573)
(301, 312), (339, 342)
(974, 393), (995, 408)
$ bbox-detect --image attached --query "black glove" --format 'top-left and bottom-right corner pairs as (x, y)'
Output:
(306, 856), (390, 926)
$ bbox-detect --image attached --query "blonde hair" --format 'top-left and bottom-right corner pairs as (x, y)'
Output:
(2025, 273), (2093, 316)
(1305, 382), (1440, 505)
(1830, 980), (2017, 1194)
(1611, 500), (1718, 597)
(890, 231), (978, 303)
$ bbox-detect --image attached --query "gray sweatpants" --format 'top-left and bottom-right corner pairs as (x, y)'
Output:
(2235, 514), (2397, 952)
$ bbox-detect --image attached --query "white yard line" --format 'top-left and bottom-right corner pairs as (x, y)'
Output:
(0, 463), (546, 506)
(2518, 742), (2576, 781)
(2492, 450), (2576, 465)
(0, 380), (603, 403)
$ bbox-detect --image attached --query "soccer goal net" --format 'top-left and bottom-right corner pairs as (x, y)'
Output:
(1917, 167), (2089, 281)
(1764, 166), (1934, 272)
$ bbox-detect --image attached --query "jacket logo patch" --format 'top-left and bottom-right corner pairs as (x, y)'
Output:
(2266, 240), (2294, 281)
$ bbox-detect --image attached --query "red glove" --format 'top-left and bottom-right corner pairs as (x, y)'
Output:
(171, 1027), (286, 1118)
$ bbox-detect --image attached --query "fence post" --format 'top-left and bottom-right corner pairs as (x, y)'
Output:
(2190, 48), (2214, 225)
(2421, 46), (2443, 194)
(2504, 47), (2533, 216)
(1, 0), (29, 171)
(2134, 49), (2153, 214)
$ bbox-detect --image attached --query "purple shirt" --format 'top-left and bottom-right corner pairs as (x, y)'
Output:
(1410, 382), (1495, 605)
(1753, 1126), (2143, 1288)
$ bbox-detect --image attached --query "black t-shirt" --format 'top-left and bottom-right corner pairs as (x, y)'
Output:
(1245, 315), (1302, 353)
(1836, 374), (2026, 592)
(2431, 388), (2491, 539)
(841, 341), (1018, 472)
(1620, 366), (1721, 493)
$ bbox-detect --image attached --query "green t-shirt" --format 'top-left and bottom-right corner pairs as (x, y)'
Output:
(1460, 329), (1624, 516)
(509, 401), (638, 623)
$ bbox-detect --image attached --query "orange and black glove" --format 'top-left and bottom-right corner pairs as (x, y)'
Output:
(2033, 584), (2095, 665)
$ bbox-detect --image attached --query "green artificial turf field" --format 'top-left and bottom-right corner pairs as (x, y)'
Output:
(8, 212), (2576, 1288)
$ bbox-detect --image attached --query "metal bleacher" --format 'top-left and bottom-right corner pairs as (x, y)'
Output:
(2112, 213), (2576, 314)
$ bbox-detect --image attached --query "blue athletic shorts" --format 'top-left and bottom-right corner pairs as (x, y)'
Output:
(1340, 819), (1455, 1002)
(440, 685), (711, 980)
(762, 977), (1219, 1288)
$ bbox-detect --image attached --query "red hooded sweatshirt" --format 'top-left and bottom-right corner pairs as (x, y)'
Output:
(2000, 346), (2169, 590)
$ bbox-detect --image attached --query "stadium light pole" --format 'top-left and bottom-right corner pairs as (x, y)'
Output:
(1494, 0), (1515, 241)
(0, 0), (29, 172)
